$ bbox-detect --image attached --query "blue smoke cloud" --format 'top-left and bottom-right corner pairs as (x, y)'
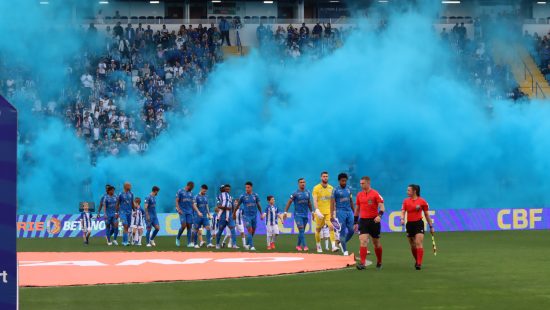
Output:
(4, 1), (549, 214)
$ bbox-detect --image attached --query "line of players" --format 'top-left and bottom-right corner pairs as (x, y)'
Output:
(90, 171), (434, 270)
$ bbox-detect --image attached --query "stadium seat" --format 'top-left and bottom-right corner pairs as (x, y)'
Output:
(538, 18), (547, 24)
(156, 16), (164, 21)
(244, 16), (250, 24)
(120, 16), (128, 21)
(225, 16), (233, 21)
(147, 16), (155, 22)
(105, 16), (112, 22)
(139, 16), (146, 22)
(269, 16), (276, 23)
(131, 16), (138, 22)
(209, 16), (217, 21)
(252, 16), (259, 24)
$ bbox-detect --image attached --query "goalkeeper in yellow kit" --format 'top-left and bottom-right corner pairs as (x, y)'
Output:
(312, 171), (339, 253)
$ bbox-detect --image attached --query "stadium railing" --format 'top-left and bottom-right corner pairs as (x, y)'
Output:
(522, 59), (547, 99)
(84, 17), (361, 26)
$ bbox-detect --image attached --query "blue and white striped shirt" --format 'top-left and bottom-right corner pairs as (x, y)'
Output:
(235, 208), (243, 225)
(216, 192), (233, 220)
(131, 208), (145, 227)
(265, 205), (279, 226)
(80, 211), (92, 230)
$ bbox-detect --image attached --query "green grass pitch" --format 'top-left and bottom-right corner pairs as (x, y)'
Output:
(18, 230), (550, 310)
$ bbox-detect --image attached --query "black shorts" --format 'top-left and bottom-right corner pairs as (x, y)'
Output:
(358, 218), (381, 238)
(406, 220), (425, 238)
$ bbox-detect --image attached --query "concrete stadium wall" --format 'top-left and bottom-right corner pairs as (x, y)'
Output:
(93, 2), (165, 18)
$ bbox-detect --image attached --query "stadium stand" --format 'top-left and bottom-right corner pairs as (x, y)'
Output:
(0, 12), (532, 166)
(1, 23), (225, 164)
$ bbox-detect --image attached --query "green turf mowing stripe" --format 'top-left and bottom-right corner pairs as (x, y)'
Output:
(18, 231), (550, 310)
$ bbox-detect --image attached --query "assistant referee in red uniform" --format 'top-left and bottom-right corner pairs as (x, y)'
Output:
(354, 176), (385, 270)
(400, 184), (434, 270)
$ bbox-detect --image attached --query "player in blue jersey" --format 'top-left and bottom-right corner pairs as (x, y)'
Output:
(175, 181), (195, 248)
(116, 182), (135, 246)
(97, 185), (118, 245)
(332, 173), (355, 256)
(234, 182), (265, 251)
(96, 184), (112, 245)
(192, 184), (214, 248)
(216, 184), (238, 249)
(284, 178), (313, 251)
(264, 196), (282, 250)
(145, 186), (161, 247)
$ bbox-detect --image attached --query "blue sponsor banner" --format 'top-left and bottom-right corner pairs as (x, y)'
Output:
(17, 207), (550, 238)
(0, 95), (17, 309)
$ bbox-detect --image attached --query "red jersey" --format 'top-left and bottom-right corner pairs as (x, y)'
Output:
(356, 189), (384, 219)
(402, 197), (429, 222)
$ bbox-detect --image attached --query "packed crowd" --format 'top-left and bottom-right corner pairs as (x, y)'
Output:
(1, 15), (530, 168)
(442, 17), (523, 101)
(256, 22), (355, 60)
(524, 30), (550, 83)
(1, 21), (225, 164)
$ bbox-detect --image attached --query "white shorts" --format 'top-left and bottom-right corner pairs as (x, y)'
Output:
(236, 223), (245, 234)
(321, 226), (330, 238)
(82, 227), (92, 233)
(266, 224), (279, 235)
(130, 225), (143, 229)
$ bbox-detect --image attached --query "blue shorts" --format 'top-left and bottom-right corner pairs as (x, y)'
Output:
(120, 210), (132, 226)
(244, 216), (257, 230)
(106, 215), (117, 226)
(294, 215), (309, 229)
(194, 216), (210, 229)
(218, 216), (235, 229)
(337, 210), (354, 232)
(179, 213), (194, 225)
(146, 214), (159, 228)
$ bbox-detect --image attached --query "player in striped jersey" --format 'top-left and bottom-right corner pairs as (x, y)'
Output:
(215, 184), (238, 249)
(222, 200), (240, 248)
(211, 207), (220, 242)
(321, 225), (331, 250)
(80, 202), (92, 246)
(130, 197), (145, 245)
(233, 201), (246, 248)
(264, 196), (282, 250)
